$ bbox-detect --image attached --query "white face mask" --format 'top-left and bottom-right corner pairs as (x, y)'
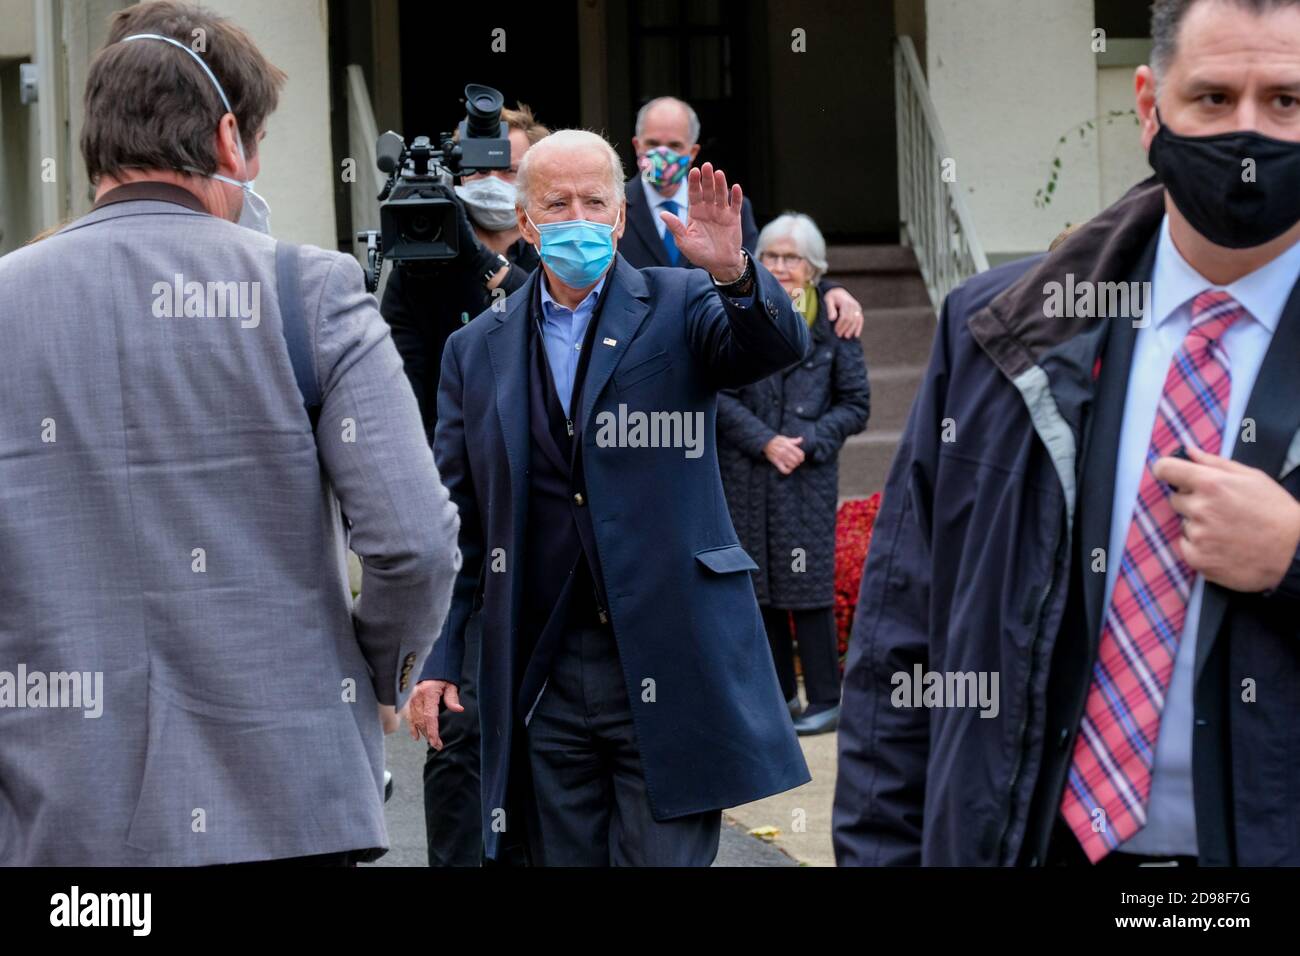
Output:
(454, 176), (519, 232)
(121, 33), (272, 235)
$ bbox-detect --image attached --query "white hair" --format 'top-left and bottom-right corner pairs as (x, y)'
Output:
(634, 96), (701, 145)
(757, 212), (829, 282)
(514, 129), (626, 209)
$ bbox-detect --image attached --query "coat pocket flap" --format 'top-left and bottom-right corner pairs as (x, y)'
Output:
(615, 349), (672, 390)
(694, 543), (758, 574)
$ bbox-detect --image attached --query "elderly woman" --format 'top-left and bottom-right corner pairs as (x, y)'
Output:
(717, 213), (870, 735)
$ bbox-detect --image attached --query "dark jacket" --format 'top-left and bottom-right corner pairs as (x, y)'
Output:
(620, 175), (759, 269)
(381, 239), (538, 442)
(832, 178), (1300, 866)
(424, 254), (813, 859)
(718, 281), (871, 608)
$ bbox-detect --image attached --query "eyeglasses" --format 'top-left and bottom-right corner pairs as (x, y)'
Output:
(759, 252), (807, 268)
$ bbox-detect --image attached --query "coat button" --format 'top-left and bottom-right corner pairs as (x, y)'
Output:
(1056, 727), (1070, 749)
(573, 492), (585, 506)
(795, 405), (804, 414)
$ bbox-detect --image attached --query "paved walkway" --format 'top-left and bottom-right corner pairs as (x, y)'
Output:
(725, 729), (839, 866)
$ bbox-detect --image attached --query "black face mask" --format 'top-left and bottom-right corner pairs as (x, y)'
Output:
(1148, 108), (1300, 249)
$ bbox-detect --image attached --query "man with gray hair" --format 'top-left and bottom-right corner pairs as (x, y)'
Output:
(622, 95), (867, 340)
(407, 128), (813, 865)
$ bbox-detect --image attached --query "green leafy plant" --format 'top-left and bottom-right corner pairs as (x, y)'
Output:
(1035, 109), (1140, 208)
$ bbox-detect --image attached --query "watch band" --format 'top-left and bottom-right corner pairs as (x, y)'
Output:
(712, 251), (754, 296)
(482, 253), (510, 286)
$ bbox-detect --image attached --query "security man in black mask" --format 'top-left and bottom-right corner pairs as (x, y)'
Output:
(386, 105), (549, 867)
(834, 0), (1300, 868)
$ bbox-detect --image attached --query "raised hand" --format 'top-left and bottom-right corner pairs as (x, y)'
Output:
(660, 162), (746, 282)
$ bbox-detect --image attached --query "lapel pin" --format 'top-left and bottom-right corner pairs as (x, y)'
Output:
(603, 337), (618, 347)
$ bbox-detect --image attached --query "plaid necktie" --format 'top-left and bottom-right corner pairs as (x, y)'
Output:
(1060, 289), (1245, 862)
(660, 198), (681, 265)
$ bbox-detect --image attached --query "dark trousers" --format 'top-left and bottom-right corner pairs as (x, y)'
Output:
(422, 616), (483, 867)
(762, 606), (841, 707)
(523, 620), (721, 866)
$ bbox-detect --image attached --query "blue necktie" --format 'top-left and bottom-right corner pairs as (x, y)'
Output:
(660, 199), (681, 265)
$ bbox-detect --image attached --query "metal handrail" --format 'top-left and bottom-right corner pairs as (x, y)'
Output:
(894, 36), (989, 311)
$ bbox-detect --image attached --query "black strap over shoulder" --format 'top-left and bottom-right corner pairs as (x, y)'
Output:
(275, 240), (322, 427)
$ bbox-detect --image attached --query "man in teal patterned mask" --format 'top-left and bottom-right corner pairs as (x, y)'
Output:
(625, 96), (867, 339)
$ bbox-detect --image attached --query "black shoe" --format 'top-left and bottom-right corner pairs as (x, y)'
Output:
(792, 704), (839, 736)
(786, 695), (803, 719)
(384, 769), (394, 803)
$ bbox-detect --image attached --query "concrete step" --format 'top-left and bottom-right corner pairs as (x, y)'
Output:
(838, 430), (903, 499)
(826, 273), (932, 310)
(858, 305), (936, 368)
(825, 244), (932, 310)
(826, 244), (919, 273)
(866, 364), (925, 433)
(822, 244), (930, 501)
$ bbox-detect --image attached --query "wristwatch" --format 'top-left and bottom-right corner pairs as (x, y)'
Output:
(712, 251), (755, 297)
(482, 252), (510, 287)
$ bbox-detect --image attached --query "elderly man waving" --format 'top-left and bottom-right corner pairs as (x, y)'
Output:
(407, 129), (811, 866)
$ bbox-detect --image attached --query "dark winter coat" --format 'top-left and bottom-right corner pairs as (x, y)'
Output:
(422, 255), (813, 860)
(718, 281), (871, 609)
(832, 178), (1300, 866)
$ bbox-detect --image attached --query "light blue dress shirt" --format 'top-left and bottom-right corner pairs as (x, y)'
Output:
(1112, 215), (1300, 855)
(539, 274), (606, 417)
(641, 176), (690, 239)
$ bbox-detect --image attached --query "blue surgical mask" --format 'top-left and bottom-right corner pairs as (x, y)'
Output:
(121, 33), (272, 234)
(525, 210), (621, 287)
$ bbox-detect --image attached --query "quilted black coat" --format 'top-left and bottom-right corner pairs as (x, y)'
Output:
(718, 282), (870, 609)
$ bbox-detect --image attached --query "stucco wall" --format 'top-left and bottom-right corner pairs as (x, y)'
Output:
(925, 0), (1102, 256)
(204, 0), (337, 249)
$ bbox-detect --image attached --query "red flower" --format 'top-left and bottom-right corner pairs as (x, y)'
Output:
(833, 493), (883, 662)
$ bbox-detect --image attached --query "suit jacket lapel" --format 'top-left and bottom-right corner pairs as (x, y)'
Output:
(1078, 235), (1157, 648)
(578, 256), (651, 435)
(625, 179), (670, 268)
(1195, 272), (1300, 681)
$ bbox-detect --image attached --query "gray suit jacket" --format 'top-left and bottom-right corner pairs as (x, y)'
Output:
(0, 185), (460, 865)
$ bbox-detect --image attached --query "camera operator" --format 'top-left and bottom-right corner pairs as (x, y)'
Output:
(383, 103), (548, 868)
(382, 104), (549, 445)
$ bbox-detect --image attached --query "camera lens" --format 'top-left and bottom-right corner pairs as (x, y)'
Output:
(408, 214), (435, 240)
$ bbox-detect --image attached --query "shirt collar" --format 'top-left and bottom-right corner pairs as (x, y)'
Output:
(540, 272), (606, 316)
(640, 173), (689, 211)
(92, 181), (208, 214)
(1151, 213), (1300, 333)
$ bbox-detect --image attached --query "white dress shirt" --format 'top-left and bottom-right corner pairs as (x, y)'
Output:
(1112, 215), (1300, 855)
(641, 175), (689, 240)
